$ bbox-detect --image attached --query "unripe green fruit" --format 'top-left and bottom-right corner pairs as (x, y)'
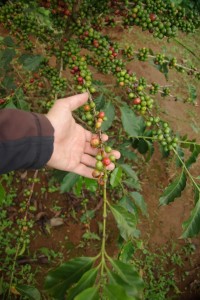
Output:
(105, 146), (112, 153)
(109, 155), (116, 162)
(95, 161), (104, 171)
(96, 154), (103, 160)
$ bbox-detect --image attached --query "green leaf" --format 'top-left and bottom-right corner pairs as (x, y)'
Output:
(0, 48), (15, 70)
(155, 62), (169, 80)
(60, 173), (80, 193)
(108, 271), (142, 298)
(110, 167), (122, 188)
(84, 178), (98, 192)
(101, 101), (115, 131)
(3, 36), (15, 47)
(123, 178), (141, 191)
(14, 88), (29, 110)
(67, 268), (98, 300)
(104, 284), (134, 300)
(159, 171), (187, 206)
(108, 259), (143, 288)
(119, 241), (135, 263)
(185, 145), (200, 169)
(188, 85), (197, 104)
(2, 76), (16, 91)
(176, 146), (184, 167)
(0, 183), (5, 201)
(182, 194), (200, 238)
(94, 94), (105, 110)
(109, 204), (139, 240)
(120, 105), (145, 137)
(194, 184), (200, 204)
(120, 164), (141, 190)
(129, 192), (148, 216)
(137, 139), (149, 154)
(118, 142), (138, 161)
(82, 232), (100, 241)
(119, 196), (138, 216)
(120, 164), (138, 181)
(16, 285), (41, 300)
(44, 257), (95, 299)
(74, 287), (99, 300)
(18, 54), (44, 71)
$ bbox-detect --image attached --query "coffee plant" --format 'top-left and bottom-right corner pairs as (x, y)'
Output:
(0, 0), (200, 299)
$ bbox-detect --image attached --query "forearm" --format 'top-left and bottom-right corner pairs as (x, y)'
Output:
(0, 109), (54, 174)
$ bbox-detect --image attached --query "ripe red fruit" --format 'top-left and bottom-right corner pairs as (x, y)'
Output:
(77, 76), (83, 83)
(132, 97), (141, 105)
(98, 111), (105, 118)
(30, 78), (34, 83)
(90, 137), (100, 148)
(0, 99), (5, 104)
(38, 82), (44, 88)
(73, 66), (79, 72)
(102, 157), (111, 166)
(64, 10), (71, 16)
(33, 73), (40, 79)
(149, 13), (157, 22)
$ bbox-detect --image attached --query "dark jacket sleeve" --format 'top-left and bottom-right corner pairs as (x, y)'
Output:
(0, 109), (54, 174)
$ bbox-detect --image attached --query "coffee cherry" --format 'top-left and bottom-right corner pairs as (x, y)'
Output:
(92, 169), (101, 178)
(105, 146), (112, 153)
(0, 98), (5, 104)
(149, 13), (157, 22)
(95, 161), (104, 171)
(96, 154), (103, 161)
(95, 121), (102, 129)
(102, 157), (111, 166)
(109, 155), (116, 162)
(132, 97), (141, 105)
(98, 111), (105, 118)
(83, 104), (91, 111)
(90, 137), (100, 148)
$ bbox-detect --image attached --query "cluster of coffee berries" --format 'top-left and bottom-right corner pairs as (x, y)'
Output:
(72, 25), (125, 75)
(131, 95), (154, 114)
(162, 87), (170, 97)
(41, 66), (66, 96)
(149, 83), (160, 95)
(144, 117), (179, 151)
(122, 46), (135, 59)
(68, 55), (96, 94)
(0, 2), (53, 45)
(81, 102), (106, 128)
(90, 136), (116, 182)
(137, 48), (150, 62)
(123, 0), (199, 38)
(116, 69), (137, 87)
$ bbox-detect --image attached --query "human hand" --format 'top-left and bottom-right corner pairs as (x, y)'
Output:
(46, 93), (120, 178)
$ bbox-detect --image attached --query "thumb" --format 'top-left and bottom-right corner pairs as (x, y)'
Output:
(64, 92), (89, 111)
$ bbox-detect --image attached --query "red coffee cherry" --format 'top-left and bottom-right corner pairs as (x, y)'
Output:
(102, 157), (111, 166)
(90, 137), (100, 148)
(132, 97), (141, 105)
